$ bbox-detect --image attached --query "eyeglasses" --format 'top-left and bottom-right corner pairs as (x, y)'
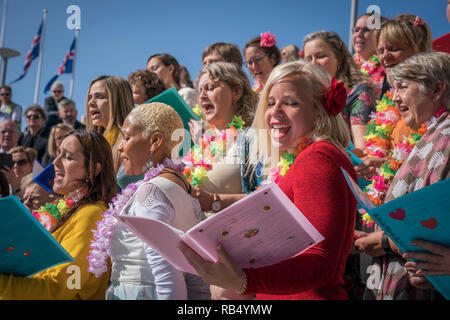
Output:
(26, 114), (40, 120)
(12, 159), (29, 166)
(353, 27), (371, 34)
(244, 54), (269, 68)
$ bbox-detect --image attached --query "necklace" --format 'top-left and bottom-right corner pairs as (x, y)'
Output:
(364, 90), (401, 159)
(361, 106), (448, 227)
(87, 157), (185, 278)
(353, 53), (382, 77)
(267, 136), (312, 184)
(183, 115), (246, 187)
(33, 199), (76, 231)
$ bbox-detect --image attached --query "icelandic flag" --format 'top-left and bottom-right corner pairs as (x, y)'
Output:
(43, 36), (76, 94)
(10, 21), (43, 84)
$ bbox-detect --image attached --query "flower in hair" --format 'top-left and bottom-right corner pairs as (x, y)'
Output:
(298, 50), (304, 58)
(260, 32), (277, 47)
(413, 16), (425, 26)
(323, 78), (347, 116)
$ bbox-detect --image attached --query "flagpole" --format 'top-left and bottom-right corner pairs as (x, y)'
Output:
(69, 27), (79, 99)
(349, 0), (358, 55)
(33, 8), (47, 104)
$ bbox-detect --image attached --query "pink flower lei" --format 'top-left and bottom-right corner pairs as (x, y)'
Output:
(87, 157), (185, 278)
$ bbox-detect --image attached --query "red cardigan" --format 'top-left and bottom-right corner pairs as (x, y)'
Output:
(244, 141), (357, 300)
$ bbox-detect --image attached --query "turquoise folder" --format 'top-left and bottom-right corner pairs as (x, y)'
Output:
(342, 168), (450, 300)
(148, 87), (200, 157)
(0, 196), (74, 277)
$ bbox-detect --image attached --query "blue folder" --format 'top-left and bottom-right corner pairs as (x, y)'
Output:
(33, 163), (55, 194)
(0, 196), (74, 277)
(342, 168), (450, 300)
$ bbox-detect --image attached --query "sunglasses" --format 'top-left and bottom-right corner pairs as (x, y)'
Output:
(12, 159), (29, 166)
(52, 90), (63, 93)
(26, 114), (40, 120)
(0, 93), (10, 96)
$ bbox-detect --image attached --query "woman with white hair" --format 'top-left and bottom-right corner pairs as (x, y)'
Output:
(355, 51), (450, 300)
(88, 102), (209, 300)
(179, 60), (358, 300)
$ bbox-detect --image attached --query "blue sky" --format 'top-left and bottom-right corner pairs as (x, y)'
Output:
(2, 0), (448, 129)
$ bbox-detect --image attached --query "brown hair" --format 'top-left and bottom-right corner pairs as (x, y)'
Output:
(198, 62), (257, 126)
(202, 42), (243, 67)
(303, 31), (371, 88)
(50, 130), (117, 232)
(127, 69), (166, 101)
(85, 75), (134, 171)
(147, 53), (182, 89)
(25, 104), (47, 121)
(244, 36), (281, 67)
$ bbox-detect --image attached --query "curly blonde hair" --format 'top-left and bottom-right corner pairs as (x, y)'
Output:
(198, 62), (257, 126)
(127, 102), (185, 158)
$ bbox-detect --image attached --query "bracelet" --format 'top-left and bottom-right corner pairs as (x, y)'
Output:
(238, 270), (247, 295)
(382, 232), (392, 253)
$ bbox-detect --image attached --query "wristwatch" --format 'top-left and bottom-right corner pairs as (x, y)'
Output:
(382, 232), (393, 253)
(211, 193), (222, 212)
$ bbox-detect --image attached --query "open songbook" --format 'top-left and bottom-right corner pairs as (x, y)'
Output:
(119, 182), (324, 275)
(341, 168), (450, 300)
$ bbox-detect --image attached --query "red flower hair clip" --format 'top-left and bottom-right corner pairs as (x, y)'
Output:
(260, 32), (277, 47)
(298, 50), (304, 58)
(413, 16), (425, 26)
(323, 78), (347, 116)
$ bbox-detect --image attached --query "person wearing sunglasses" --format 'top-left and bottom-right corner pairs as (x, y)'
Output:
(0, 146), (36, 196)
(0, 85), (22, 131)
(18, 105), (48, 163)
(243, 33), (281, 93)
(43, 81), (67, 134)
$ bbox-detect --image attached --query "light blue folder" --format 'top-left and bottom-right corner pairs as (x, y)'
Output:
(0, 196), (74, 277)
(342, 168), (450, 299)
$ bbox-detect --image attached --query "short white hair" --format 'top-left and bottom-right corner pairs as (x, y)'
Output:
(51, 81), (64, 91)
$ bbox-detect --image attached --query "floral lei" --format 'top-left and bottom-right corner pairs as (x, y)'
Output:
(268, 136), (312, 184)
(33, 199), (76, 231)
(353, 53), (382, 77)
(87, 157), (185, 278)
(183, 115), (246, 188)
(361, 103), (449, 227)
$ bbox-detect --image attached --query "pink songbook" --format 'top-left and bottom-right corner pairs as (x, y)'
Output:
(119, 182), (324, 275)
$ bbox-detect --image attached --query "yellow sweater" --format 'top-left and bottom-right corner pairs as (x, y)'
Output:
(0, 202), (110, 300)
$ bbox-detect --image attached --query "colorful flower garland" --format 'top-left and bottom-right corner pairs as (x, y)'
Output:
(268, 136), (312, 184)
(353, 53), (382, 77)
(183, 115), (246, 188)
(361, 105), (449, 227)
(33, 199), (75, 231)
(87, 158), (185, 278)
